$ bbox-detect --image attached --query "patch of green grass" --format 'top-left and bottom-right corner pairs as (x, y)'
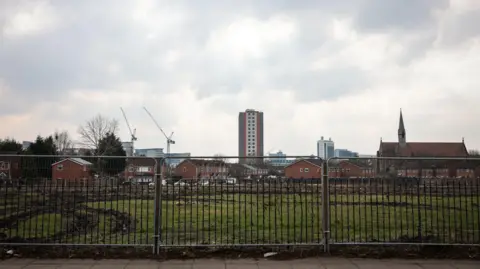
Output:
(2, 194), (479, 246)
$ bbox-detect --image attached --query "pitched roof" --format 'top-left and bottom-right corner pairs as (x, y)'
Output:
(51, 158), (92, 166)
(285, 158), (323, 168)
(379, 142), (468, 157)
(126, 158), (156, 166)
(187, 159), (227, 166)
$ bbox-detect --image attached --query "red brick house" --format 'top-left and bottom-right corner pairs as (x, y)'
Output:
(124, 158), (157, 183)
(329, 161), (376, 178)
(51, 158), (92, 182)
(284, 158), (323, 179)
(377, 110), (469, 178)
(175, 159), (228, 180)
(229, 163), (269, 179)
(0, 152), (22, 180)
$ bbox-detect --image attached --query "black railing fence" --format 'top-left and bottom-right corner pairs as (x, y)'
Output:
(0, 155), (479, 253)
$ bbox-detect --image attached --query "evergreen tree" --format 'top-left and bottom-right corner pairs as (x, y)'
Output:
(0, 138), (22, 152)
(23, 136), (58, 179)
(95, 132), (126, 176)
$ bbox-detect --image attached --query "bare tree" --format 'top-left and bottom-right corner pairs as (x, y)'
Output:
(78, 114), (119, 155)
(53, 130), (73, 154)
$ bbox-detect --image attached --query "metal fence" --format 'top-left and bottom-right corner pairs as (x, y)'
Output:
(327, 157), (480, 247)
(1, 154), (479, 253)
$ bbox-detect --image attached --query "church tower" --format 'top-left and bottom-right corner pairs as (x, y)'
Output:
(398, 109), (406, 147)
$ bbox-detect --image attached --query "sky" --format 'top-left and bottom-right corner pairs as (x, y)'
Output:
(1, 0), (480, 156)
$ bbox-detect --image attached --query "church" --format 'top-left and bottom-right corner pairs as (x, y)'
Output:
(376, 110), (473, 178)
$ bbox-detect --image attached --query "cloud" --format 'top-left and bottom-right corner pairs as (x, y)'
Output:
(1, 0), (480, 156)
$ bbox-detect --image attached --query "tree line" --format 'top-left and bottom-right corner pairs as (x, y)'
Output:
(0, 114), (127, 179)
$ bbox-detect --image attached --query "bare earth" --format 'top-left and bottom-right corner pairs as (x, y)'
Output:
(0, 258), (478, 269)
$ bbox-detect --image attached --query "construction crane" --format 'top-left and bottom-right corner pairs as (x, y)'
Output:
(143, 107), (175, 156)
(120, 107), (137, 157)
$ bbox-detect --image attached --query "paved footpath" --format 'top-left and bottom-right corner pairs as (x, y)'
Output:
(0, 258), (478, 269)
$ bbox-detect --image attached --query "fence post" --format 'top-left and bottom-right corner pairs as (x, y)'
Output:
(322, 159), (330, 253)
(153, 158), (163, 255)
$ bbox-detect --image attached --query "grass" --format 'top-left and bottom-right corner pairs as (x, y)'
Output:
(1, 192), (479, 246)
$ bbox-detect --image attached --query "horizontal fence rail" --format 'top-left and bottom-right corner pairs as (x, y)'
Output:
(327, 157), (480, 246)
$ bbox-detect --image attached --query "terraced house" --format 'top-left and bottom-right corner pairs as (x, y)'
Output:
(175, 159), (229, 180)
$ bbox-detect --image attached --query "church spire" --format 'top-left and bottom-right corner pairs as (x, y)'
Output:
(398, 108), (406, 146)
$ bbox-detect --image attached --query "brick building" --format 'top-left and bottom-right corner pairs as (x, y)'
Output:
(377, 110), (470, 178)
(329, 161), (375, 178)
(284, 158), (323, 179)
(175, 159), (228, 180)
(51, 158), (92, 182)
(124, 158), (157, 183)
(0, 152), (22, 180)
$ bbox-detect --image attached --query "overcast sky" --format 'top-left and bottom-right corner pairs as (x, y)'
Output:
(1, 0), (480, 156)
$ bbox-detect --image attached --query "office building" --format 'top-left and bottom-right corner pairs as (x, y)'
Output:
(135, 148), (165, 158)
(267, 150), (294, 167)
(334, 149), (358, 158)
(238, 109), (264, 163)
(22, 141), (32, 151)
(317, 136), (334, 160)
(121, 142), (134, 157)
(165, 153), (191, 167)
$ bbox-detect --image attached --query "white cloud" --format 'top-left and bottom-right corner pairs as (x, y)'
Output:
(2, 0), (59, 38)
(206, 15), (297, 63)
(1, 0), (480, 157)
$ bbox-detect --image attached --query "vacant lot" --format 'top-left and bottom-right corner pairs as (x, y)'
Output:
(0, 183), (479, 246)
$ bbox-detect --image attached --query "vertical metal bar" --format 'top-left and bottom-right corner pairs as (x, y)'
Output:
(196, 173), (200, 245)
(476, 176), (480, 243)
(453, 178), (458, 243)
(434, 177), (440, 244)
(268, 175), (272, 244)
(72, 179), (78, 243)
(232, 174), (236, 245)
(286, 178), (290, 243)
(15, 177), (22, 239)
(416, 177), (422, 242)
(432, 176), (438, 241)
(293, 179), (297, 245)
(381, 177), (386, 242)
(3, 172), (8, 237)
(250, 177), (254, 244)
(404, 177), (410, 240)
(184, 178), (188, 246)
(139, 179), (142, 244)
(471, 177), (476, 243)
(464, 179), (469, 243)
(386, 177), (391, 241)
(224, 178), (228, 245)
(104, 170), (110, 244)
(261, 175), (265, 244)
(153, 159), (162, 254)
(350, 178), (355, 242)
(447, 179), (452, 243)
(59, 179), (65, 244)
(322, 160), (330, 252)
(442, 178), (447, 243)
(458, 179), (464, 242)
(322, 173), (326, 244)
(359, 178), (363, 243)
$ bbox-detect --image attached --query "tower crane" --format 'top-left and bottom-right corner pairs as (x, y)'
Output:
(120, 107), (137, 157)
(143, 107), (175, 156)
